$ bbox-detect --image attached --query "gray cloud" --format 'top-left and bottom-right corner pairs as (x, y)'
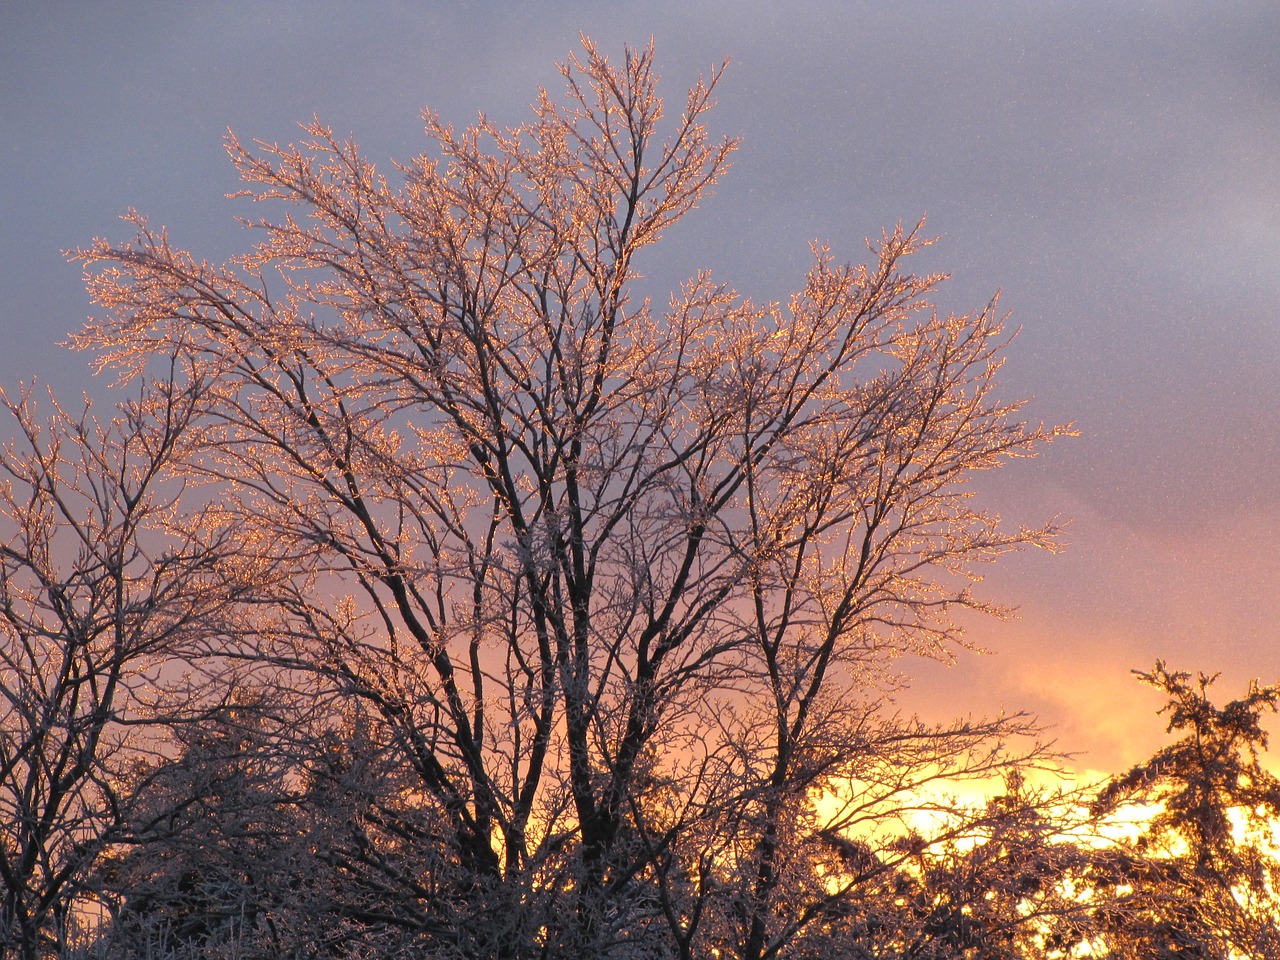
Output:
(3, 0), (1276, 764)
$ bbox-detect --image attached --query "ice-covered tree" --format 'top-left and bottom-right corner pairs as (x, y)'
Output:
(0, 380), (250, 960)
(71, 40), (1064, 957)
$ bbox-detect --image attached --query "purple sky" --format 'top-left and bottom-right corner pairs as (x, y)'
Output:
(4, 1), (1278, 772)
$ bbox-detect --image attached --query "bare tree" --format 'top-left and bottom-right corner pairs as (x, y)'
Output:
(72, 40), (1066, 957)
(0, 378), (251, 959)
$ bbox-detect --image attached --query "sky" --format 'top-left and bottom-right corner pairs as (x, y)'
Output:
(3, 1), (1278, 775)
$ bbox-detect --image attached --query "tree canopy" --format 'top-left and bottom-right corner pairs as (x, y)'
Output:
(0, 39), (1274, 960)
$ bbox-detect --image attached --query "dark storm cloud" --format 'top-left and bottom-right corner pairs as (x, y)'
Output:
(3, 0), (1276, 765)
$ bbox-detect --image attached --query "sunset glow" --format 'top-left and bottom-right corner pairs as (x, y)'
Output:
(3, 5), (1278, 958)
